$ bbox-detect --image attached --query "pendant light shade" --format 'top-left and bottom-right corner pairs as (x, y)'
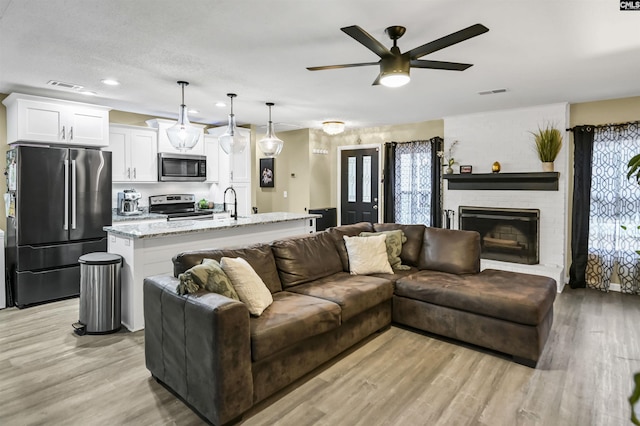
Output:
(219, 93), (247, 155)
(166, 81), (200, 152)
(258, 102), (284, 157)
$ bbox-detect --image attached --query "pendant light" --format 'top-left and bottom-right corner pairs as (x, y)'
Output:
(258, 102), (284, 157)
(166, 81), (200, 152)
(219, 93), (247, 155)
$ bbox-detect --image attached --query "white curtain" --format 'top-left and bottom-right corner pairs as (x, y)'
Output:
(586, 124), (640, 293)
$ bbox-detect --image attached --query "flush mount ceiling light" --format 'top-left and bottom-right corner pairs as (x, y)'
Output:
(258, 102), (284, 157)
(322, 121), (345, 135)
(166, 81), (200, 152)
(219, 93), (248, 155)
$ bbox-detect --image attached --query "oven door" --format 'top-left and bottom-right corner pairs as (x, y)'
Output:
(158, 153), (206, 182)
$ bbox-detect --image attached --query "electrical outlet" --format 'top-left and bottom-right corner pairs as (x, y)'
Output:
(284, 191), (288, 198)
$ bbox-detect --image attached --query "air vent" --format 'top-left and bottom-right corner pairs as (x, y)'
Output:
(478, 88), (508, 95)
(47, 80), (84, 91)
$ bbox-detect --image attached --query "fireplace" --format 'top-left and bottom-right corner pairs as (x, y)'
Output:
(459, 206), (540, 265)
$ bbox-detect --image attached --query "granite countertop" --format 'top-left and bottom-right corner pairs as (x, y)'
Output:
(112, 208), (167, 223)
(104, 212), (321, 239)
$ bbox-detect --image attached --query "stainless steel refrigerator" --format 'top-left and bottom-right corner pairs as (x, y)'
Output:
(5, 145), (112, 307)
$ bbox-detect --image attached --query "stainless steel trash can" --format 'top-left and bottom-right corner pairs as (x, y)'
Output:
(74, 252), (122, 335)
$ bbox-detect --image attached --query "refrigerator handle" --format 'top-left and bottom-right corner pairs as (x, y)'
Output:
(71, 159), (77, 230)
(63, 160), (69, 230)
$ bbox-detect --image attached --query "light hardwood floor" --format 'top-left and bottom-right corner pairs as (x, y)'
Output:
(1, 289), (638, 426)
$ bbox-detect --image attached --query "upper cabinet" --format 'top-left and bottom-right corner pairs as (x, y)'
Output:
(2, 93), (110, 147)
(206, 126), (251, 183)
(203, 134), (220, 183)
(146, 118), (205, 155)
(107, 124), (158, 183)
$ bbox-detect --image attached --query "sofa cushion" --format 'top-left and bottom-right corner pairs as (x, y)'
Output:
(287, 272), (393, 321)
(250, 291), (341, 361)
(418, 227), (481, 274)
(343, 234), (393, 275)
(395, 269), (556, 326)
(176, 258), (239, 300)
(173, 244), (283, 293)
(326, 222), (375, 271)
(360, 230), (409, 270)
(271, 232), (343, 288)
(369, 266), (420, 285)
(373, 223), (425, 267)
(221, 257), (273, 316)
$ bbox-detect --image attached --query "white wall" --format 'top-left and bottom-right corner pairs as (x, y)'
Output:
(444, 103), (569, 290)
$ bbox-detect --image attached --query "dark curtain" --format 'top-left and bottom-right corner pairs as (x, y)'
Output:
(568, 125), (595, 289)
(382, 137), (442, 226)
(431, 137), (443, 228)
(383, 142), (397, 222)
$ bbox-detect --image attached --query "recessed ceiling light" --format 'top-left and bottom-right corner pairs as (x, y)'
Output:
(101, 79), (120, 86)
(80, 90), (97, 96)
(188, 109), (199, 114)
(215, 101), (226, 108)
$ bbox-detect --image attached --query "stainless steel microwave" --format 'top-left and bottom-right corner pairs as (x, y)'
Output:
(157, 153), (207, 182)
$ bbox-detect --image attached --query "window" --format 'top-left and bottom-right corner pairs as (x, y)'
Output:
(394, 141), (436, 225)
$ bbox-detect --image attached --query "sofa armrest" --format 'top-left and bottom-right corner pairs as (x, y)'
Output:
(144, 274), (253, 425)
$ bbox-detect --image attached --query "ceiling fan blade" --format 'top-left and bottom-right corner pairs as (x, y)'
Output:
(372, 74), (381, 86)
(410, 59), (473, 71)
(307, 62), (379, 71)
(408, 24), (489, 59)
(341, 25), (391, 58)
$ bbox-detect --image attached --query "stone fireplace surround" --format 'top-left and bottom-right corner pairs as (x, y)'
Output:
(443, 103), (569, 292)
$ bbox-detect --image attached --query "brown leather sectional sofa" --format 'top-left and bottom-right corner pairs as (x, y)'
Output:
(143, 222), (557, 425)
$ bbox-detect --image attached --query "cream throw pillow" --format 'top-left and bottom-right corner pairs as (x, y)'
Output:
(343, 234), (394, 275)
(220, 257), (273, 316)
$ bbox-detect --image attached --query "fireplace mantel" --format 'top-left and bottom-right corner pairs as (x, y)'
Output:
(443, 172), (559, 191)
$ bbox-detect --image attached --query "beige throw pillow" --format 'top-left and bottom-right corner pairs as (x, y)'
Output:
(343, 234), (394, 275)
(359, 230), (410, 270)
(220, 257), (273, 316)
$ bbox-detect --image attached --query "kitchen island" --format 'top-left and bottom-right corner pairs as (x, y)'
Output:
(104, 212), (319, 331)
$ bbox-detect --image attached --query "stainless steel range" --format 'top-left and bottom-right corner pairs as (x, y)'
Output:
(149, 194), (214, 221)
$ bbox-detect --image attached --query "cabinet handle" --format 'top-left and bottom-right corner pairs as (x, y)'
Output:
(133, 168), (136, 179)
(70, 126), (73, 140)
(127, 167), (131, 179)
(61, 126), (66, 140)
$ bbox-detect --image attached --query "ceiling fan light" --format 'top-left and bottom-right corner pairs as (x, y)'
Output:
(167, 81), (200, 152)
(380, 72), (410, 87)
(219, 93), (247, 155)
(322, 121), (345, 135)
(259, 102), (284, 157)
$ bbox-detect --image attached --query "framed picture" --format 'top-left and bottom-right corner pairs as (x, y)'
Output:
(260, 158), (275, 188)
(460, 165), (473, 174)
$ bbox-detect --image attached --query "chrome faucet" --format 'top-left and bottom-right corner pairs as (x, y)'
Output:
(223, 186), (238, 220)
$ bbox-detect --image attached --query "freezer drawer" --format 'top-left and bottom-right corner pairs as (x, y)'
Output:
(14, 266), (80, 307)
(16, 238), (107, 271)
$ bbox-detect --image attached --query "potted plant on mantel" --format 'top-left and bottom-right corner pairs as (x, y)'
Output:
(531, 124), (563, 172)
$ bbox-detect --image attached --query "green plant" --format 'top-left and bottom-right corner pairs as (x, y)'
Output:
(531, 124), (563, 162)
(627, 153), (640, 185)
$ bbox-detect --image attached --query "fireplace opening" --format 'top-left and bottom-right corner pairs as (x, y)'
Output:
(459, 206), (540, 265)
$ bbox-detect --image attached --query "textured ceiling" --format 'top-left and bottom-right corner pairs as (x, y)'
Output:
(1, 0), (639, 132)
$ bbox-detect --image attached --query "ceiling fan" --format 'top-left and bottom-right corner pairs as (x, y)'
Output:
(307, 24), (489, 87)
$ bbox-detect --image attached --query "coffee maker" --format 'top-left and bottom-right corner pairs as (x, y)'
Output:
(117, 189), (142, 215)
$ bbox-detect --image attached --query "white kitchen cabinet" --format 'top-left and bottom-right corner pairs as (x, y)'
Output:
(225, 181), (251, 217)
(203, 134), (220, 182)
(146, 118), (205, 155)
(206, 126), (251, 183)
(107, 124), (158, 182)
(2, 93), (110, 147)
